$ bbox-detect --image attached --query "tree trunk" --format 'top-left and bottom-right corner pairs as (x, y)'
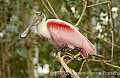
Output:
(2, 39), (6, 78)
(2, 4), (7, 78)
(19, 0), (35, 78)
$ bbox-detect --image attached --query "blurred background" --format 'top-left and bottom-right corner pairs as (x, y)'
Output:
(0, 0), (120, 78)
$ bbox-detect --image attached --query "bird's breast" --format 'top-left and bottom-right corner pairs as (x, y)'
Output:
(36, 24), (51, 39)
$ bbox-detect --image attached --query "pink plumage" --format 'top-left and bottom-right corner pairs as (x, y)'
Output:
(21, 12), (96, 59)
(45, 19), (96, 58)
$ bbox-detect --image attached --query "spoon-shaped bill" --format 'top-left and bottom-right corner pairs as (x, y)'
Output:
(20, 17), (38, 38)
(20, 28), (30, 38)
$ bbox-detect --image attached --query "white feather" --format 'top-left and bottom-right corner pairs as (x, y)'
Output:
(36, 18), (51, 38)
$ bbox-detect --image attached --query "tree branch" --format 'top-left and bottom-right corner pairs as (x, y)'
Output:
(85, 60), (93, 78)
(108, 0), (115, 61)
(56, 52), (80, 78)
(87, 1), (110, 8)
(75, 0), (87, 26)
(87, 59), (120, 69)
(41, 0), (56, 18)
(46, 0), (59, 19)
(102, 60), (120, 69)
(78, 60), (86, 76)
(66, 53), (81, 64)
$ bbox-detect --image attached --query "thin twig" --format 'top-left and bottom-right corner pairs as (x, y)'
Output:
(85, 60), (93, 78)
(100, 60), (105, 78)
(75, 0), (87, 26)
(93, 54), (104, 59)
(46, 0), (59, 19)
(87, 59), (101, 62)
(102, 60), (120, 69)
(87, 59), (120, 69)
(66, 53), (81, 64)
(41, 0), (56, 18)
(78, 60), (86, 75)
(65, 52), (75, 57)
(62, 55), (73, 59)
(108, 0), (115, 61)
(87, 1), (110, 8)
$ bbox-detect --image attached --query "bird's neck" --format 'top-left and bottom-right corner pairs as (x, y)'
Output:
(36, 19), (51, 39)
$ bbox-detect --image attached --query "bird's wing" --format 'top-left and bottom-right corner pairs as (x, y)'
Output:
(46, 19), (96, 57)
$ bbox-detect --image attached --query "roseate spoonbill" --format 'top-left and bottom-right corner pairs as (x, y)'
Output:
(21, 11), (96, 58)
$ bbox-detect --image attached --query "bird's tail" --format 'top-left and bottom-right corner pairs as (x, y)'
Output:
(83, 36), (96, 55)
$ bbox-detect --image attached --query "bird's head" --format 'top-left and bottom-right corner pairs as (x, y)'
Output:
(35, 11), (46, 23)
(21, 11), (45, 38)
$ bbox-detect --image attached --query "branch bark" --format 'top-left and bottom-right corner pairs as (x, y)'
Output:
(56, 52), (80, 78)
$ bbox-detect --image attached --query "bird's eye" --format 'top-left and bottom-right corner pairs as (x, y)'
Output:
(40, 11), (42, 15)
(36, 11), (42, 16)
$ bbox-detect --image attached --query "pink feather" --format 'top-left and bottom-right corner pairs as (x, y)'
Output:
(45, 19), (96, 58)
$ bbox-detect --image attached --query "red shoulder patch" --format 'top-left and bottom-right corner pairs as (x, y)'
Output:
(47, 20), (74, 32)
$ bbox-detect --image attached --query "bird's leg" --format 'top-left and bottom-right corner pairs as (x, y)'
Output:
(74, 47), (81, 51)
(52, 45), (67, 54)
